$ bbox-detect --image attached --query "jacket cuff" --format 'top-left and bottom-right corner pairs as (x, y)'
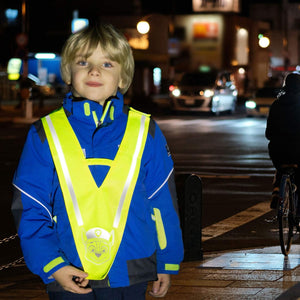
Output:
(43, 256), (69, 281)
(157, 260), (180, 274)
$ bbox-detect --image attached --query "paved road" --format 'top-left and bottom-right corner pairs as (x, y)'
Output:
(154, 114), (281, 253)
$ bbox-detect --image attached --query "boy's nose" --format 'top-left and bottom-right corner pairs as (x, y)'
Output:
(89, 65), (100, 76)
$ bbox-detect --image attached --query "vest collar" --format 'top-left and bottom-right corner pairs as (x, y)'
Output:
(62, 92), (124, 127)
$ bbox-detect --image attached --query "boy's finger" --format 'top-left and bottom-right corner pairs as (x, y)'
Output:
(151, 281), (158, 294)
(68, 281), (92, 294)
(72, 269), (89, 278)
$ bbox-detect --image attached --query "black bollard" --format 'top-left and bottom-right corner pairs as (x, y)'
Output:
(181, 174), (203, 261)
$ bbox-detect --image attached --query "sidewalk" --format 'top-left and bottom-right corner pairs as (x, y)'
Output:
(0, 245), (300, 299)
(0, 99), (62, 124)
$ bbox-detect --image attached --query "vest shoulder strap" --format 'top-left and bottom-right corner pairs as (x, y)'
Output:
(128, 106), (151, 118)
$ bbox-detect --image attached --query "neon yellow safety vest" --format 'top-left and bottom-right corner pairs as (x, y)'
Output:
(41, 106), (150, 279)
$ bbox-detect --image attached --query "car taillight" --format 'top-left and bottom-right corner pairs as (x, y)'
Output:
(169, 85), (175, 92)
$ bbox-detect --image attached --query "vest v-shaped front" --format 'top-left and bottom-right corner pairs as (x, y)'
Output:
(41, 107), (150, 279)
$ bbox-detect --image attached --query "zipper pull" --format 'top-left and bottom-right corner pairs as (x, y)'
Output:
(98, 120), (103, 127)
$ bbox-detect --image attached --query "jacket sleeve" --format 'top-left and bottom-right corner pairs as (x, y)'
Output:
(265, 100), (278, 141)
(11, 121), (69, 283)
(145, 120), (184, 274)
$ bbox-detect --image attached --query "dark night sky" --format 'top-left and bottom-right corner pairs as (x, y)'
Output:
(0, 0), (297, 65)
(0, 0), (196, 61)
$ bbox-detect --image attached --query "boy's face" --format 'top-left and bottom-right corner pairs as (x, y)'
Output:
(70, 45), (123, 105)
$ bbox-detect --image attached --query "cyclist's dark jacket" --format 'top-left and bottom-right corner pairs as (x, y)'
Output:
(266, 89), (300, 168)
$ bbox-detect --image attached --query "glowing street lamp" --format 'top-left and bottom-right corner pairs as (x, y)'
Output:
(137, 20), (150, 34)
(258, 34), (270, 48)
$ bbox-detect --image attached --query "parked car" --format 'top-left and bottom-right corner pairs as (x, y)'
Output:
(169, 69), (238, 114)
(245, 87), (281, 117)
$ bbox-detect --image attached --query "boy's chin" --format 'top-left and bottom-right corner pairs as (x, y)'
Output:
(83, 96), (106, 105)
(90, 99), (106, 105)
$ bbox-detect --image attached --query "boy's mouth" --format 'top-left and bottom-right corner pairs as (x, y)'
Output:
(86, 81), (102, 87)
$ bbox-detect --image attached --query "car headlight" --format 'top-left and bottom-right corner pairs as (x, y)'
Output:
(172, 88), (181, 97)
(204, 89), (214, 97)
(245, 100), (256, 109)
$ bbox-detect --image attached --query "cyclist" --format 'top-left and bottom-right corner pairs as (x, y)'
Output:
(266, 72), (300, 209)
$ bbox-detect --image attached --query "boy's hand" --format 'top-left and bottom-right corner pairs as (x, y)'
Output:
(149, 273), (171, 298)
(52, 266), (92, 294)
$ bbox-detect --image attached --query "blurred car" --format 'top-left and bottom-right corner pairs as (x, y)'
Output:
(169, 68), (238, 114)
(245, 87), (281, 117)
(18, 75), (57, 99)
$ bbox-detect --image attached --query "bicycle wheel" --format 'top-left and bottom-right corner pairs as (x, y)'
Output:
(278, 176), (295, 256)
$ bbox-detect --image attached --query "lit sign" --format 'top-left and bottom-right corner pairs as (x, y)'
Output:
(153, 67), (161, 86)
(7, 58), (22, 80)
(168, 38), (180, 55)
(5, 9), (18, 22)
(193, 0), (240, 13)
(72, 18), (89, 33)
(193, 22), (219, 40)
(199, 65), (211, 72)
(34, 53), (56, 59)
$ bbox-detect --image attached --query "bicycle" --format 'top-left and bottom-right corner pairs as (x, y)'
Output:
(277, 164), (299, 256)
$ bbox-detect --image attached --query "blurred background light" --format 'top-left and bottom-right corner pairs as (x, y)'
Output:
(258, 36), (270, 48)
(72, 18), (89, 33)
(137, 20), (150, 34)
(34, 53), (56, 59)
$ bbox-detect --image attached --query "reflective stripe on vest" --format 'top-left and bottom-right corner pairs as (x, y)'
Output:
(41, 107), (150, 279)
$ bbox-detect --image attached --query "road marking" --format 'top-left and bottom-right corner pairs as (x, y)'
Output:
(202, 201), (272, 242)
(175, 171), (274, 178)
(157, 118), (267, 129)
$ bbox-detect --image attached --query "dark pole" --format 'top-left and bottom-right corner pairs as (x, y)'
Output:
(21, 0), (28, 77)
(282, 0), (289, 71)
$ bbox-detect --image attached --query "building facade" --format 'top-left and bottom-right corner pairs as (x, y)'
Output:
(250, 1), (300, 85)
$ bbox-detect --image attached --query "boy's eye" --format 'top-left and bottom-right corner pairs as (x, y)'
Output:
(77, 60), (88, 66)
(103, 62), (112, 68)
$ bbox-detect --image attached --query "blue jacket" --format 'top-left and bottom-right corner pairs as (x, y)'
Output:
(11, 92), (184, 288)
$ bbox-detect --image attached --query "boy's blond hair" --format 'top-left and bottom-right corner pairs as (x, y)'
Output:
(61, 23), (134, 94)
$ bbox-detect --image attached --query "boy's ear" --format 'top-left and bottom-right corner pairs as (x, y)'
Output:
(118, 78), (125, 89)
(65, 76), (71, 85)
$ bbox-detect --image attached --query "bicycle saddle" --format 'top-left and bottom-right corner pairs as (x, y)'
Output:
(279, 164), (298, 174)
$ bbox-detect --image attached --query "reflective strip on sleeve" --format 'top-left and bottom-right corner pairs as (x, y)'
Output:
(43, 257), (65, 273)
(148, 168), (173, 199)
(153, 208), (167, 250)
(165, 263), (180, 271)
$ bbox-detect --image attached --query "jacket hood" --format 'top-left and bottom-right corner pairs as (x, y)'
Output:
(284, 73), (300, 93)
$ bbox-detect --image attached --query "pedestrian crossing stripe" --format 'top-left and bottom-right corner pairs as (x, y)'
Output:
(202, 201), (272, 242)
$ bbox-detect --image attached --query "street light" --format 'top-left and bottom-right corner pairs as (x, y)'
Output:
(137, 20), (150, 34)
(258, 34), (270, 48)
